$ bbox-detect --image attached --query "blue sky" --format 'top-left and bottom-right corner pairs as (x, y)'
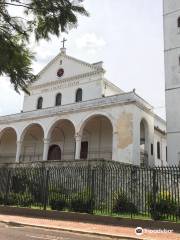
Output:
(0, 0), (165, 118)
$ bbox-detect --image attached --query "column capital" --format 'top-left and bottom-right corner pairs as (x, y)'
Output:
(75, 133), (82, 141)
(16, 140), (23, 144)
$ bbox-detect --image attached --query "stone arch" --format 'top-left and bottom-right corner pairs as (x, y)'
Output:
(78, 112), (114, 135)
(20, 123), (44, 162)
(0, 127), (17, 163)
(0, 126), (18, 139)
(79, 113), (113, 160)
(140, 118), (149, 166)
(20, 122), (45, 141)
(47, 119), (76, 160)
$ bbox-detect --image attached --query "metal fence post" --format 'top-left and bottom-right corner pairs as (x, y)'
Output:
(91, 167), (95, 214)
(101, 161), (105, 203)
(43, 169), (49, 211)
(152, 168), (157, 218)
(5, 169), (11, 205)
(130, 167), (133, 219)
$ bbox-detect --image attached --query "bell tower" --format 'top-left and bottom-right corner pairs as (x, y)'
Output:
(164, 0), (180, 165)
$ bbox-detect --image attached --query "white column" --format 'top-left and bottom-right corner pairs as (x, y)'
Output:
(112, 131), (118, 161)
(43, 139), (50, 161)
(16, 141), (22, 163)
(75, 133), (82, 160)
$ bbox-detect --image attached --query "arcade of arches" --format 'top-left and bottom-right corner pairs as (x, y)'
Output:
(0, 115), (149, 164)
(0, 128), (17, 163)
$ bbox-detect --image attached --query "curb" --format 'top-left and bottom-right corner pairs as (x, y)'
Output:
(0, 220), (145, 240)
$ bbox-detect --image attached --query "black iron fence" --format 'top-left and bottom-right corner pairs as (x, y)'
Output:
(0, 161), (179, 222)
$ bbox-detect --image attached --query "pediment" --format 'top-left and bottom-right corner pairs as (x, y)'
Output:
(32, 51), (104, 87)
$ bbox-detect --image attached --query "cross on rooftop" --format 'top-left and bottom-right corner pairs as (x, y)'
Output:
(61, 38), (67, 48)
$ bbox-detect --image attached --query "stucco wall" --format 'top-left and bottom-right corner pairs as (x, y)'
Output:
(154, 129), (167, 166)
(0, 97), (167, 166)
(164, 0), (180, 165)
(23, 76), (104, 112)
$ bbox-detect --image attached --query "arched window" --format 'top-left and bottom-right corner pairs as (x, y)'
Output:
(76, 88), (82, 102)
(55, 93), (62, 106)
(37, 97), (43, 109)
(157, 141), (161, 159)
(178, 17), (180, 28)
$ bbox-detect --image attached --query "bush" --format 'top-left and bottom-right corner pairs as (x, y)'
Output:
(98, 201), (108, 212)
(49, 192), (68, 211)
(0, 193), (5, 205)
(148, 191), (178, 220)
(113, 191), (138, 214)
(6, 192), (34, 207)
(70, 190), (94, 214)
(50, 199), (67, 211)
(11, 175), (27, 193)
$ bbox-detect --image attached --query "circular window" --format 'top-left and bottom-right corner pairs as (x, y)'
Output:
(57, 68), (64, 77)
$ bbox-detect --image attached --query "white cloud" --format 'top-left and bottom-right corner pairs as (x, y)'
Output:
(76, 33), (106, 51)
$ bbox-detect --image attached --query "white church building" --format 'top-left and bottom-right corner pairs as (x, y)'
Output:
(0, 46), (167, 167)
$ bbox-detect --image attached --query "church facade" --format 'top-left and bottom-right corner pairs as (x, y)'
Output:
(0, 47), (167, 166)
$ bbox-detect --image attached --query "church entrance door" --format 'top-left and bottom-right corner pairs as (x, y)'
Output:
(80, 141), (88, 159)
(48, 145), (61, 160)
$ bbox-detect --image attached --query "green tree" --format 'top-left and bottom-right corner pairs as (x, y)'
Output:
(0, 0), (88, 93)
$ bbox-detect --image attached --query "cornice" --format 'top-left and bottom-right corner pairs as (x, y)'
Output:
(154, 126), (166, 136)
(30, 69), (104, 91)
(0, 92), (154, 125)
(64, 54), (103, 71)
(104, 79), (123, 93)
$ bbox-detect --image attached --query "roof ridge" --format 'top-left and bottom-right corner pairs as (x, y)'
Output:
(64, 54), (102, 70)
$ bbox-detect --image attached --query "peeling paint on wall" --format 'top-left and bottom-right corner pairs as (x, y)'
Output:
(116, 113), (133, 149)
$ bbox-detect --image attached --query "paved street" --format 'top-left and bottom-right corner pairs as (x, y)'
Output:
(0, 222), (123, 240)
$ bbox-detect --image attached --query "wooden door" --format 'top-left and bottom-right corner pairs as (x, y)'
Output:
(80, 141), (88, 159)
(48, 145), (61, 160)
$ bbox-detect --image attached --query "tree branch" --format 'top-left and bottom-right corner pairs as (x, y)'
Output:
(0, 2), (33, 10)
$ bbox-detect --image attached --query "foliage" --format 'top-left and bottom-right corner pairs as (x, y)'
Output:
(98, 201), (108, 212)
(25, 169), (44, 203)
(0, 0), (89, 93)
(6, 192), (34, 207)
(70, 189), (94, 214)
(11, 174), (28, 193)
(148, 191), (178, 220)
(11, 169), (44, 203)
(50, 198), (67, 211)
(49, 191), (69, 211)
(48, 189), (94, 213)
(113, 190), (138, 214)
(0, 192), (5, 205)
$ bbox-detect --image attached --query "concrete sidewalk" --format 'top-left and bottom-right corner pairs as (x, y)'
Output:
(0, 214), (179, 240)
